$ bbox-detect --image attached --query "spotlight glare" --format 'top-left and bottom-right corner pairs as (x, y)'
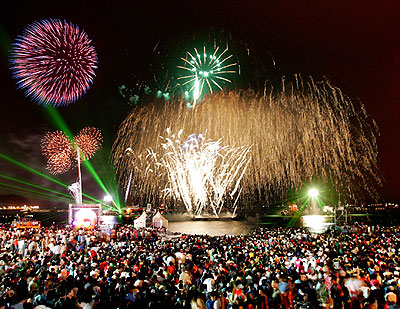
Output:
(308, 188), (319, 198)
(103, 195), (113, 202)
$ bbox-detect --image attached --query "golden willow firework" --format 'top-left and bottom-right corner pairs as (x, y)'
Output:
(113, 77), (381, 206)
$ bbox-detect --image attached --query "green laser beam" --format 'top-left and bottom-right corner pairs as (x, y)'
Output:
(43, 106), (120, 212)
(39, 213), (66, 222)
(0, 153), (68, 188)
(0, 184), (114, 211)
(0, 157), (115, 208)
(0, 174), (105, 205)
(43, 106), (74, 139)
(0, 183), (75, 203)
(0, 175), (76, 200)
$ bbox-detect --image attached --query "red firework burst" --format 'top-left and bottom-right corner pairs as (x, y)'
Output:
(41, 131), (75, 174)
(46, 152), (75, 175)
(74, 127), (103, 161)
(10, 19), (97, 106)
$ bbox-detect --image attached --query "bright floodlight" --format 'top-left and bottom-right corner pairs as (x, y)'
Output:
(103, 195), (113, 202)
(308, 188), (319, 198)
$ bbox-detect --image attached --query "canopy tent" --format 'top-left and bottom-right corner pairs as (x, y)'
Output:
(134, 211), (147, 229)
(152, 211), (168, 229)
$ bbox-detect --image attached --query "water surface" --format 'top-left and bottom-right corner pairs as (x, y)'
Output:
(168, 220), (256, 236)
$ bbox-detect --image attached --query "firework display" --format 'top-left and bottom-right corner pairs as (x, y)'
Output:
(178, 45), (237, 105)
(74, 127), (103, 161)
(10, 19), (97, 106)
(41, 131), (75, 175)
(41, 127), (102, 174)
(117, 36), (242, 108)
(46, 152), (75, 175)
(113, 77), (381, 209)
(149, 130), (251, 215)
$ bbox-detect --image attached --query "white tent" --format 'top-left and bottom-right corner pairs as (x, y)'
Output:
(134, 211), (147, 229)
(152, 211), (168, 229)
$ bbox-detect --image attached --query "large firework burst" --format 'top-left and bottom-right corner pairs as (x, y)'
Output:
(150, 130), (251, 215)
(41, 127), (102, 175)
(178, 45), (237, 105)
(74, 127), (103, 161)
(41, 131), (75, 174)
(113, 77), (381, 208)
(10, 19), (97, 106)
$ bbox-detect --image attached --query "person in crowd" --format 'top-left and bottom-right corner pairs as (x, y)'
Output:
(0, 223), (399, 308)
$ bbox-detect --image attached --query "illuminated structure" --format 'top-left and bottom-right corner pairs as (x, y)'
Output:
(68, 204), (102, 229)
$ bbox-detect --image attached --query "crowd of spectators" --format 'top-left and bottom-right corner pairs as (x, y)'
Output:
(0, 223), (399, 308)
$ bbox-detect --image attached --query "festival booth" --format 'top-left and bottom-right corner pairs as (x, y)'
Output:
(152, 211), (168, 229)
(134, 211), (147, 229)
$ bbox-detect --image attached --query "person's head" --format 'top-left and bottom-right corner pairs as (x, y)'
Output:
(211, 291), (219, 300)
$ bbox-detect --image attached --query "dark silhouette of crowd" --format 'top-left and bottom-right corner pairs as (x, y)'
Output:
(0, 223), (399, 308)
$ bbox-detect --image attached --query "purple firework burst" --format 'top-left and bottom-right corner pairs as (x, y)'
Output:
(10, 19), (98, 106)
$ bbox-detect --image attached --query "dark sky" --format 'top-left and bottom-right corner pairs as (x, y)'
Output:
(0, 0), (399, 206)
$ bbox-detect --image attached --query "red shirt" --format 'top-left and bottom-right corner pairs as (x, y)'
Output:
(168, 265), (176, 275)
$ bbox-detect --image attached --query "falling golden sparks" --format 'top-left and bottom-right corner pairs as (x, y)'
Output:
(113, 77), (381, 208)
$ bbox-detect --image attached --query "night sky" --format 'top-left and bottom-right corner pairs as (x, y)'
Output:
(0, 0), (399, 207)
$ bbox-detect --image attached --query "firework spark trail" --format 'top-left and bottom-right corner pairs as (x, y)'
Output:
(10, 19), (97, 106)
(178, 45), (237, 103)
(156, 131), (212, 214)
(113, 77), (381, 209)
(150, 130), (251, 215)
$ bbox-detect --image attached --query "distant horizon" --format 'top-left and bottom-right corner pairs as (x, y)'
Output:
(0, 193), (399, 210)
